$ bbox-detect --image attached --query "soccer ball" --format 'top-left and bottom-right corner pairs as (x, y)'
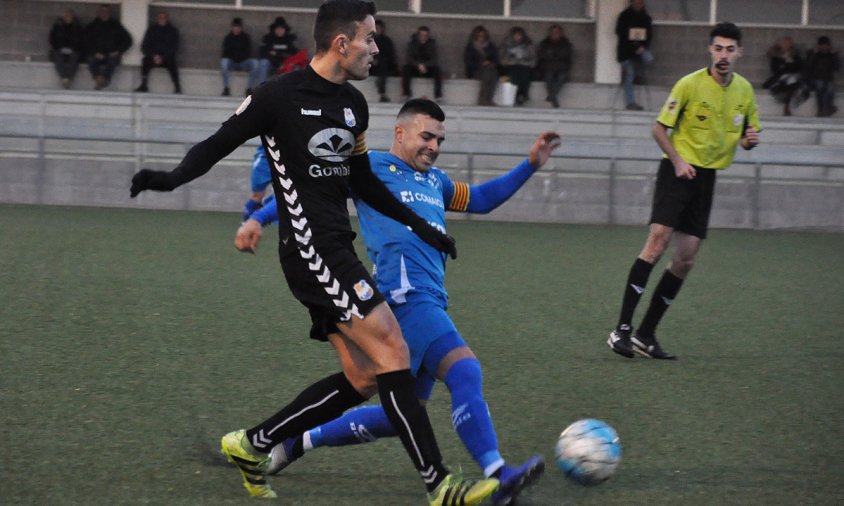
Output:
(555, 418), (621, 485)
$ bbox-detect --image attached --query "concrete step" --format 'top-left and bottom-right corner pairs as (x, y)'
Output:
(3, 60), (842, 120)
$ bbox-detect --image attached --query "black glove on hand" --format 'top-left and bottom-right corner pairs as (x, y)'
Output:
(130, 169), (177, 198)
(412, 221), (457, 260)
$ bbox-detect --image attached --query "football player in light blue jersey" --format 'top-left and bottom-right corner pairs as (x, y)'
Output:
(241, 145), (274, 221)
(237, 99), (560, 506)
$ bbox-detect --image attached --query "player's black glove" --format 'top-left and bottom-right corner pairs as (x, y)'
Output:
(130, 169), (177, 198)
(411, 221), (457, 260)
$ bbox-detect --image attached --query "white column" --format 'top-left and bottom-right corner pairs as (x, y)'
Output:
(594, 0), (628, 84)
(120, 0), (152, 66)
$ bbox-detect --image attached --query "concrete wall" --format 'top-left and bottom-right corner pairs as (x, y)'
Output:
(2, 89), (842, 231)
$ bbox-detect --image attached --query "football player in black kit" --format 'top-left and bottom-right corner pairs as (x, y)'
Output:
(129, 1), (498, 504)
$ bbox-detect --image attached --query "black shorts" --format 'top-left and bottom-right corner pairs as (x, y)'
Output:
(649, 158), (717, 239)
(281, 240), (385, 341)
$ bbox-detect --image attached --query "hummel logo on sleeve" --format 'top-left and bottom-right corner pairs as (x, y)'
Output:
(301, 108), (322, 116)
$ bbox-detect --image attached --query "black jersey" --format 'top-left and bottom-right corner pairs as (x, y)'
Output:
(163, 65), (441, 261)
(230, 66), (369, 256)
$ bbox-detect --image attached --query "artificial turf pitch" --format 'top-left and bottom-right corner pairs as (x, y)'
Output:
(1, 204), (842, 505)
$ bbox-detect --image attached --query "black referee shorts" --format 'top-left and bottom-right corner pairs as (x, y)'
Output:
(281, 240), (385, 342)
(649, 158), (717, 239)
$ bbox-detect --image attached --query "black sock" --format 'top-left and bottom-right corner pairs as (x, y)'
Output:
(617, 258), (654, 332)
(638, 270), (684, 337)
(377, 369), (448, 493)
(246, 372), (365, 454)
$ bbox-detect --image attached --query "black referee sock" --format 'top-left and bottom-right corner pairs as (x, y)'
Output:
(638, 269), (685, 338)
(617, 258), (654, 332)
(377, 369), (448, 493)
(245, 372), (365, 454)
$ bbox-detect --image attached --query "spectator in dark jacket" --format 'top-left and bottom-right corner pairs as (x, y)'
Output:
(762, 36), (803, 115)
(84, 4), (132, 90)
(135, 11), (181, 94)
(536, 24), (572, 108)
(500, 26), (536, 106)
(49, 8), (84, 89)
(371, 19), (397, 102)
(805, 36), (840, 117)
(221, 17), (259, 97)
(401, 26), (442, 100)
(258, 16), (298, 82)
(615, 0), (653, 110)
(464, 25), (499, 106)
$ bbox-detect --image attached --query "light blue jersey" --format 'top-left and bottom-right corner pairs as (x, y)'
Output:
(250, 146), (271, 192)
(354, 151), (456, 308)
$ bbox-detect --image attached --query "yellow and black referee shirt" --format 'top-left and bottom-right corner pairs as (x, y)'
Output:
(657, 67), (762, 169)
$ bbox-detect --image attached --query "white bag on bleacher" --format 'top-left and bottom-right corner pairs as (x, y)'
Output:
(493, 81), (518, 107)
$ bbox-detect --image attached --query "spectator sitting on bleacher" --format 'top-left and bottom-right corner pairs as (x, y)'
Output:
(762, 36), (803, 116)
(221, 17), (260, 97)
(84, 4), (132, 91)
(536, 24), (572, 109)
(500, 27), (535, 106)
(401, 26), (442, 101)
(805, 36), (840, 117)
(258, 17), (298, 83)
(464, 25), (499, 107)
(135, 11), (181, 94)
(49, 8), (84, 89)
(372, 19), (398, 103)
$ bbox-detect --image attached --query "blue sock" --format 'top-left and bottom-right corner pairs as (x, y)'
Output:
(444, 358), (504, 477)
(307, 404), (395, 448)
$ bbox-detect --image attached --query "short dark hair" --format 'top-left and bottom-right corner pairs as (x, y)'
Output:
(818, 36), (831, 45)
(375, 19), (385, 28)
(313, 0), (377, 54)
(397, 98), (445, 122)
(232, 17), (243, 27)
(418, 26), (430, 33)
(710, 22), (742, 45)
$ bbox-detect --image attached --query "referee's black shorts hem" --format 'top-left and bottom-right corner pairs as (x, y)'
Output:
(649, 158), (717, 239)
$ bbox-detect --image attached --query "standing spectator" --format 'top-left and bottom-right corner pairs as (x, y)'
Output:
(762, 36), (804, 115)
(84, 4), (132, 91)
(401, 26), (442, 101)
(606, 23), (760, 361)
(48, 8), (84, 89)
(500, 27), (535, 106)
(805, 36), (840, 117)
(536, 24), (572, 109)
(615, 0), (653, 110)
(371, 19), (397, 102)
(221, 17), (260, 97)
(463, 25), (499, 106)
(258, 16), (298, 82)
(135, 11), (181, 94)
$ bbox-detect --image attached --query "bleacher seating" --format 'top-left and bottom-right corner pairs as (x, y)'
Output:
(2, 61), (841, 119)
(1, 60), (842, 231)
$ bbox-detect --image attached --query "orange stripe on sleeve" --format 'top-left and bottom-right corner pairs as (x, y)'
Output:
(449, 182), (470, 211)
(352, 133), (368, 156)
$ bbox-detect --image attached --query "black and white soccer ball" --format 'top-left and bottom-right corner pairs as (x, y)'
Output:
(555, 418), (621, 485)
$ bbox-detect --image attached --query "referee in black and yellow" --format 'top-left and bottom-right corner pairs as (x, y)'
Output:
(608, 22), (761, 360)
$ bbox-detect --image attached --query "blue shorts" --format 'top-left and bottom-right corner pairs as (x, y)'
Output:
(390, 292), (467, 400)
(251, 147), (272, 193)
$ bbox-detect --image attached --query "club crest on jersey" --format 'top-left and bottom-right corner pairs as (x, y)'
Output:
(733, 114), (743, 127)
(354, 279), (374, 301)
(344, 108), (356, 127)
(235, 96), (252, 115)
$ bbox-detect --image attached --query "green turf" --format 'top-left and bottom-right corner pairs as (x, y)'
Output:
(1, 204), (842, 505)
